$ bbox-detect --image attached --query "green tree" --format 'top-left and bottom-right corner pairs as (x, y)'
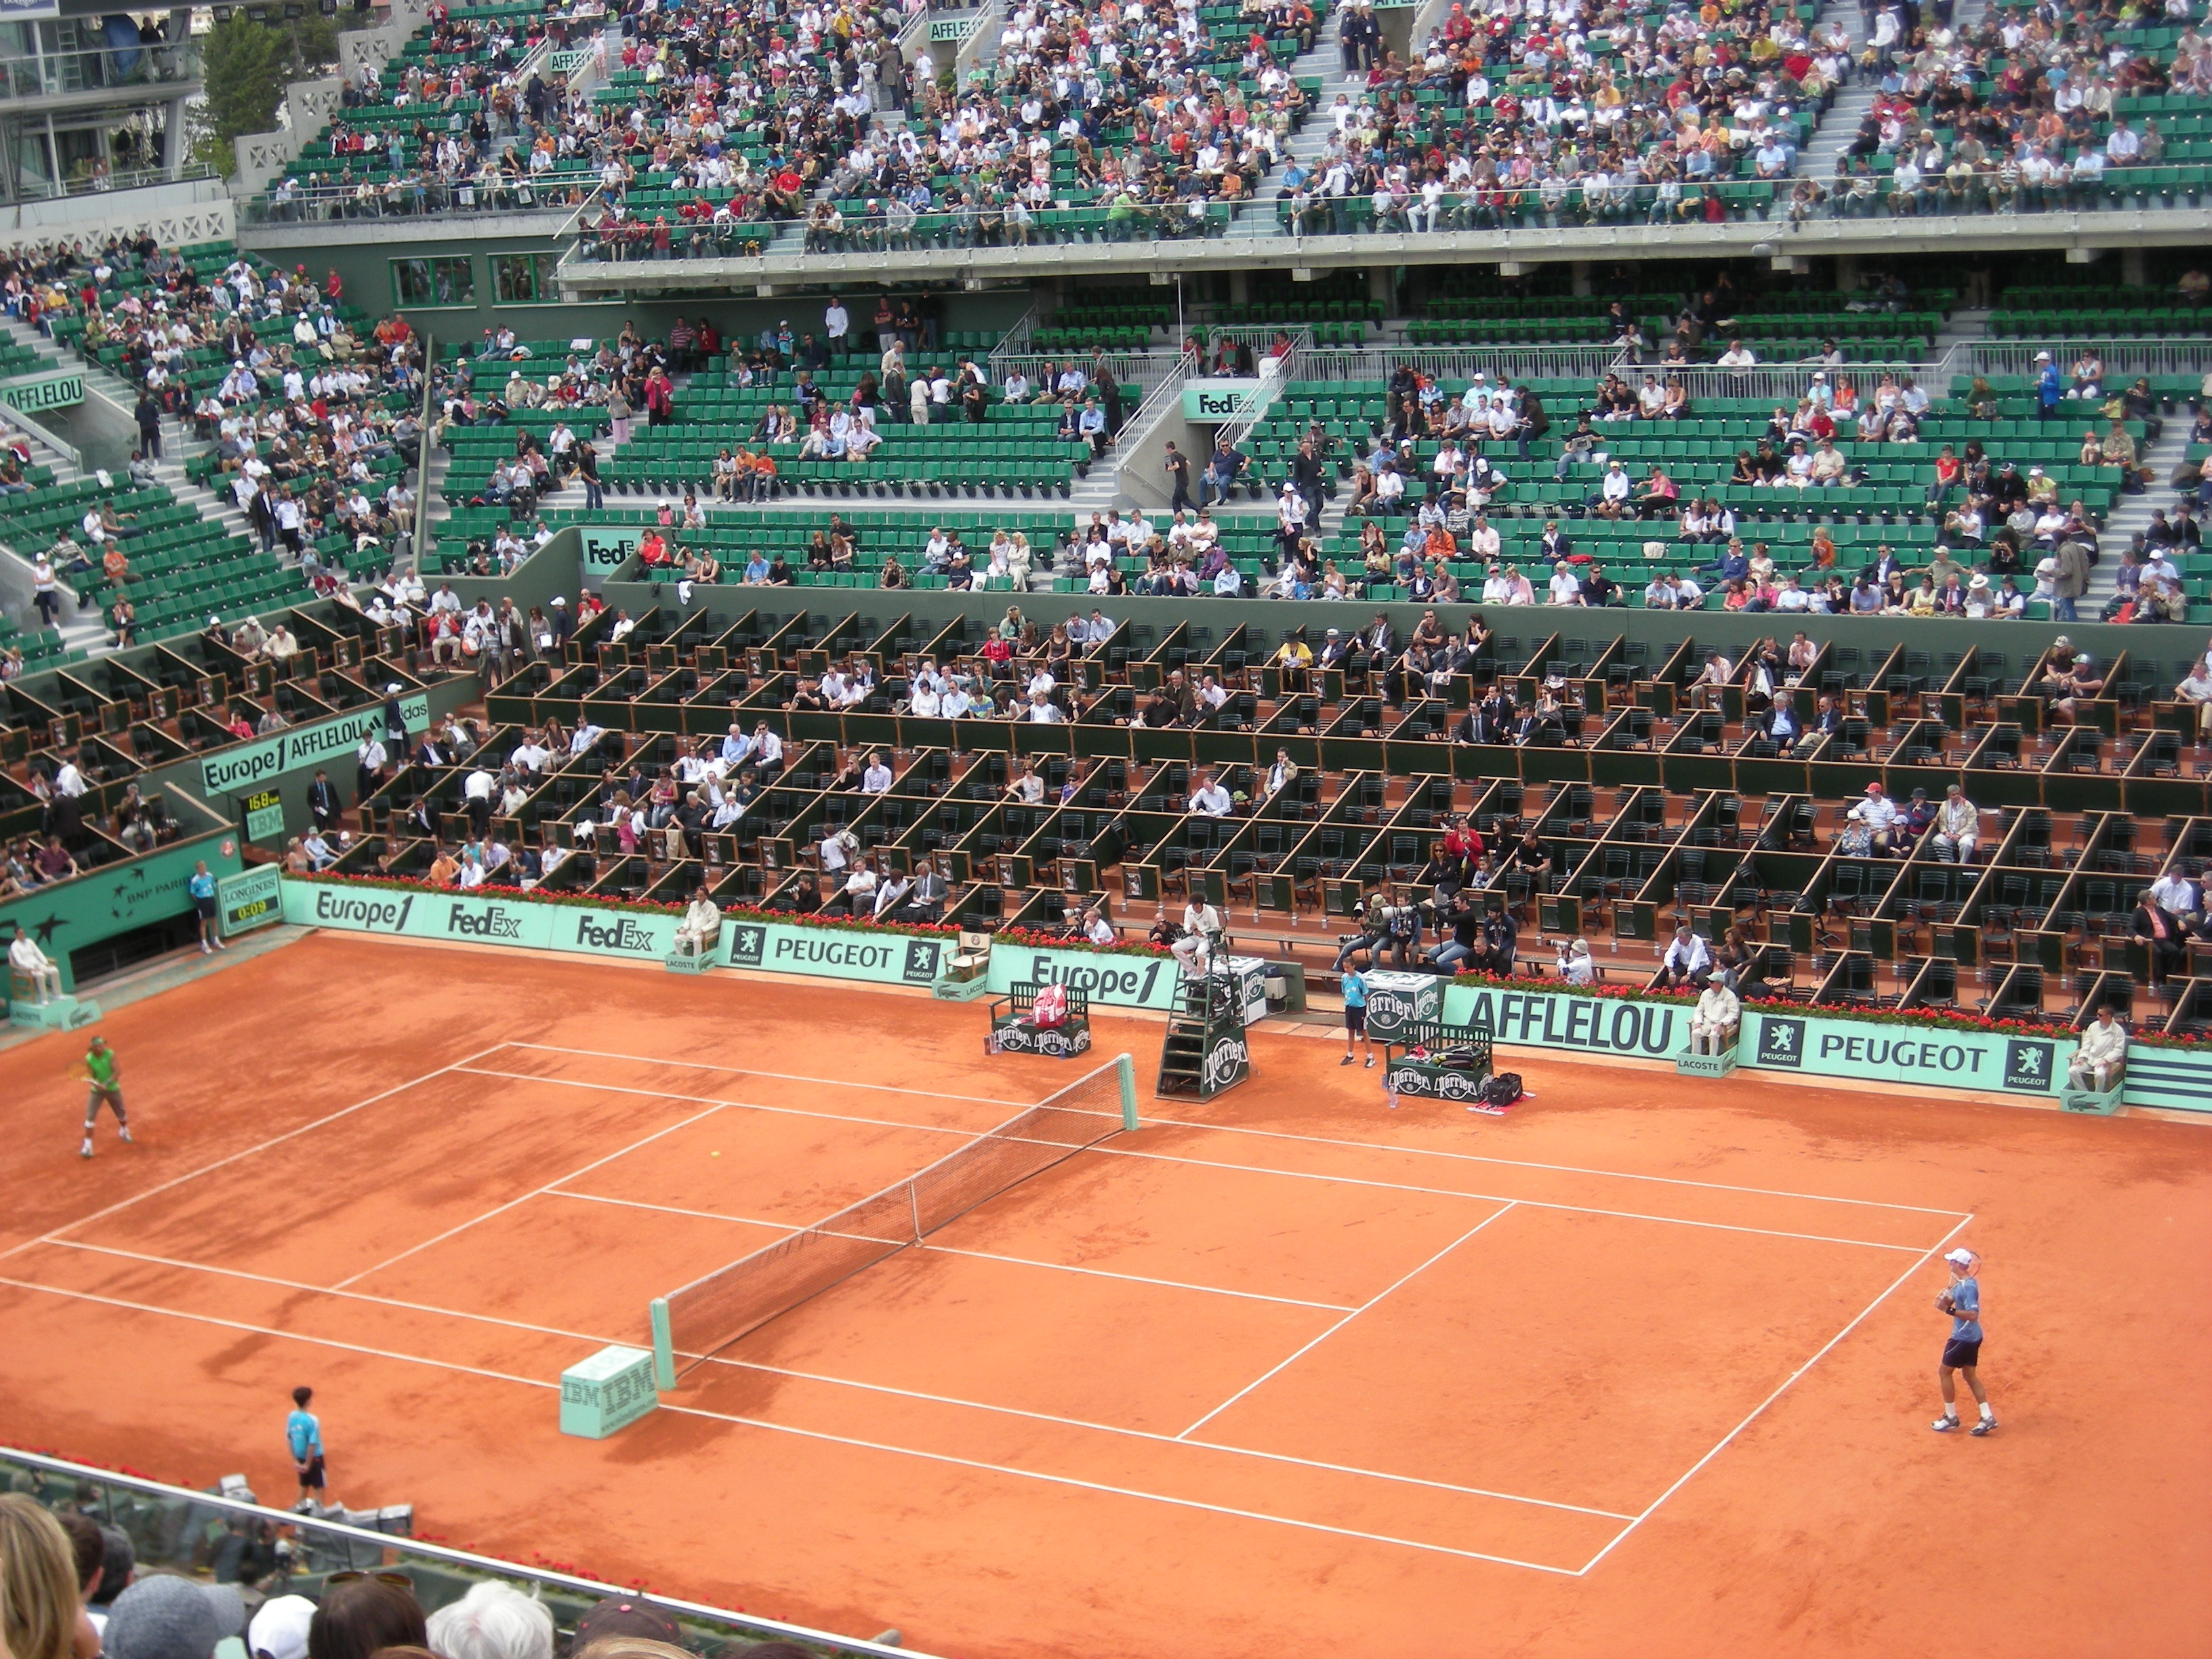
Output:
(194, 12), (344, 176)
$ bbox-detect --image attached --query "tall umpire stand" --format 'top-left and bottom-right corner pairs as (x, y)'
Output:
(1157, 960), (1250, 1100)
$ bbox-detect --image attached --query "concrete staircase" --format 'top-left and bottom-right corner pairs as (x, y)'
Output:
(0, 310), (261, 556)
(1227, 14), (1361, 240)
(2082, 419), (2193, 612)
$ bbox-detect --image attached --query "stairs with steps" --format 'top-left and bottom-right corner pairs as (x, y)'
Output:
(1154, 967), (1250, 1097)
(2082, 419), (2194, 611)
(1226, 14), (1361, 240)
(0, 321), (131, 658)
(0, 310), (262, 555)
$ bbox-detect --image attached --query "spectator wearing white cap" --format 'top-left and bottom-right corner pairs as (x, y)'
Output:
(1931, 1247), (1995, 1435)
(248, 1597), (317, 1659)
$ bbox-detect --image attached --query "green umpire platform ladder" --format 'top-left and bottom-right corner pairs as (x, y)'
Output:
(1156, 964), (1250, 1099)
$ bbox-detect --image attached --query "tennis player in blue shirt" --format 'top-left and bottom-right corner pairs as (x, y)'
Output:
(1931, 1248), (1996, 1435)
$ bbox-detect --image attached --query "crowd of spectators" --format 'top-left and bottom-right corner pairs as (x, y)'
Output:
(579, 0), (916, 251)
(268, 3), (607, 219)
(0, 1488), (825, 1659)
(1282, 0), (1842, 232)
(24, 241), (424, 580)
(1793, 0), (2207, 220)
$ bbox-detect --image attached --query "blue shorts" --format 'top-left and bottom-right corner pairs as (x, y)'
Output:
(1942, 1337), (1982, 1370)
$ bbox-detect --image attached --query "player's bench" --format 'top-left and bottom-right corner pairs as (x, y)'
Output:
(986, 982), (1093, 1059)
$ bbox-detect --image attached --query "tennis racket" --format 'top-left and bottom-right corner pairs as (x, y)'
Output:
(64, 1060), (94, 1083)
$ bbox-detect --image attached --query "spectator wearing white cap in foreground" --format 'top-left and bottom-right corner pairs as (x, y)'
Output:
(248, 1597), (318, 1659)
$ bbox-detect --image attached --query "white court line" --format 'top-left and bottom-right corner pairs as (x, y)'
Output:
(0, 1275), (552, 1389)
(1090, 1146), (1942, 1255)
(919, 1244), (1357, 1311)
(678, 1350), (1633, 1519)
(1572, 1210), (1980, 1576)
(506, 1041), (1965, 1220)
(657, 1397), (1588, 1573)
(0, 1045), (511, 1267)
(546, 1191), (1355, 1312)
(546, 1190), (796, 1227)
(455, 1065), (983, 1141)
(1178, 1203), (1519, 1441)
(330, 1097), (737, 1290)
(480, 1064), (1948, 1254)
(1136, 1115), (1973, 1220)
(503, 1042), (1033, 1109)
(0, 1273), (1589, 1573)
(18, 1238), (1622, 1523)
(32, 1240), (617, 1347)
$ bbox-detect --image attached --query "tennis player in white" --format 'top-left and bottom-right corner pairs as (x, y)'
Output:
(1931, 1247), (1996, 1435)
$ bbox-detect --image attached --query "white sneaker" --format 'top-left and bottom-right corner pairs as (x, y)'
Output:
(201, 942), (212, 954)
(1969, 1416), (1996, 1436)
(119, 1128), (133, 1143)
(79, 1142), (93, 1159)
(1930, 1415), (1959, 1432)
(214, 937), (226, 951)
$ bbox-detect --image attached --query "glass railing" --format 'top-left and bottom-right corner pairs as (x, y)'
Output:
(241, 175), (590, 223)
(1261, 165), (2210, 234)
(0, 41), (200, 99)
(571, 199), (1235, 260)
(7, 161), (216, 200)
(1, 1447), (918, 1659)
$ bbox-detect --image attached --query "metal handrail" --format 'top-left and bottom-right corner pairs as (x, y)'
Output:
(1105, 347), (1197, 459)
(1963, 336), (2212, 378)
(1214, 326), (1313, 449)
(0, 1447), (925, 1659)
(0, 396), (83, 469)
(985, 301), (1036, 365)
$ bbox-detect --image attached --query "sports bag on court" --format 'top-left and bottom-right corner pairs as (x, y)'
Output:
(1031, 984), (1070, 1028)
(1485, 1072), (1523, 1107)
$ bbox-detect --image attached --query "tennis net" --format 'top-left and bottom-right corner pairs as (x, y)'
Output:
(653, 1053), (1134, 1380)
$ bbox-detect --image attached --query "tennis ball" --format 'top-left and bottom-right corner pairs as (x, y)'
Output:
(710, 1151), (720, 1158)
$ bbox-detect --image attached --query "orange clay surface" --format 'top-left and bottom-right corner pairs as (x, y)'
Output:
(1, 931), (2208, 1658)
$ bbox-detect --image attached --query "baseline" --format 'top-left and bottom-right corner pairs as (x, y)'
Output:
(0, 1046), (507, 1266)
(1571, 1211), (1980, 1575)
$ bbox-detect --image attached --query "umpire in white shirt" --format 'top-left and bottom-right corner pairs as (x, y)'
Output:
(1690, 978), (1741, 1054)
(2069, 1004), (2128, 1091)
(10, 924), (62, 1003)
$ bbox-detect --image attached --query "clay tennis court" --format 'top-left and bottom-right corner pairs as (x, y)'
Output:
(1, 932), (2208, 1658)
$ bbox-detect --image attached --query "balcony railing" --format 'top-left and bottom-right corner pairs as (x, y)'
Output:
(0, 40), (200, 100)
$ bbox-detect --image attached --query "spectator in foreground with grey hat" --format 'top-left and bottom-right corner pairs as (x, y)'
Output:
(0, 1492), (101, 1659)
(103, 1574), (246, 1659)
